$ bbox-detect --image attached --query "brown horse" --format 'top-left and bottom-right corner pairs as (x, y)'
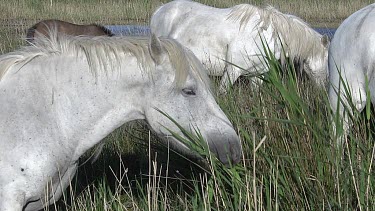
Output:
(26, 19), (114, 43)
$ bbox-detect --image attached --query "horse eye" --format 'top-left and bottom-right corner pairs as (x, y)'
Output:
(182, 88), (196, 96)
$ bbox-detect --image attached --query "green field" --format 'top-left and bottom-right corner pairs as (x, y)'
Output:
(1, 0), (374, 210)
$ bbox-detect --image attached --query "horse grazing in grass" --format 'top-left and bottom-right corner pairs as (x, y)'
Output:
(151, 0), (329, 93)
(0, 30), (242, 210)
(328, 3), (375, 141)
(26, 19), (113, 43)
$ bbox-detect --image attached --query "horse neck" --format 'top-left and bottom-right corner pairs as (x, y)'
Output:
(44, 54), (147, 159)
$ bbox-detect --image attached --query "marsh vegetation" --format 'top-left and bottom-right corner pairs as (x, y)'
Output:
(0, 0), (374, 210)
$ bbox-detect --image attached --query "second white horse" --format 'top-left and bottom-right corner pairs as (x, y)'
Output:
(151, 0), (329, 93)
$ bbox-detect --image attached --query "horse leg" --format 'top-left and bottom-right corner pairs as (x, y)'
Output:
(219, 46), (265, 94)
(329, 72), (366, 146)
(218, 66), (243, 94)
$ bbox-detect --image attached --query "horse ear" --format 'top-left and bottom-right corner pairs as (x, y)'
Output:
(149, 33), (166, 64)
(321, 34), (330, 48)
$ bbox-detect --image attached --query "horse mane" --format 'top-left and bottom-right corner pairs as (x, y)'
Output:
(228, 4), (325, 62)
(0, 29), (210, 90)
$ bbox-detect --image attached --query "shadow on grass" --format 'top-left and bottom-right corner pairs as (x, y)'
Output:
(53, 122), (208, 210)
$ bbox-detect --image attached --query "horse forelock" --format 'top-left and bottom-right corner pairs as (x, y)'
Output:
(0, 29), (210, 91)
(162, 39), (211, 91)
(228, 4), (326, 62)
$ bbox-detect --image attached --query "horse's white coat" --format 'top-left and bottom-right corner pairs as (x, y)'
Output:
(328, 3), (375, 140)
(151, 0), (329, 93)
(0, 32), (242, 210)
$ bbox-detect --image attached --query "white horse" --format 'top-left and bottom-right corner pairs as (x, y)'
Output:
(0, 30), (242, 210)
(328, 3), (375, 141)
(151, 0), (330, 93)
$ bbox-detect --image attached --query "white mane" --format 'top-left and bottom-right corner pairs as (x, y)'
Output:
(0, 30), (210, 90)
(228, 4), (325, 62)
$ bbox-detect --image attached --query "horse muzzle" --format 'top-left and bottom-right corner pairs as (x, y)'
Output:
(206, 132), (242, 166)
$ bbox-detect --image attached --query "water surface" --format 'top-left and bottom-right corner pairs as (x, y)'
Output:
(105, 25), (150, 36)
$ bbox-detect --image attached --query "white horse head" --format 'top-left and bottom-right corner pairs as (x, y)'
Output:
(250, 6), (330, 86)
(144, 34), (242, 164)
(302, 34), (330, 86)
(0, 30), (241, 210)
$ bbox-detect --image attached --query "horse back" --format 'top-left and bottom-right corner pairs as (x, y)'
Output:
(329, 4), (375, 72)
(151, 0), (232, 37)
(26, 19), (113, 43)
